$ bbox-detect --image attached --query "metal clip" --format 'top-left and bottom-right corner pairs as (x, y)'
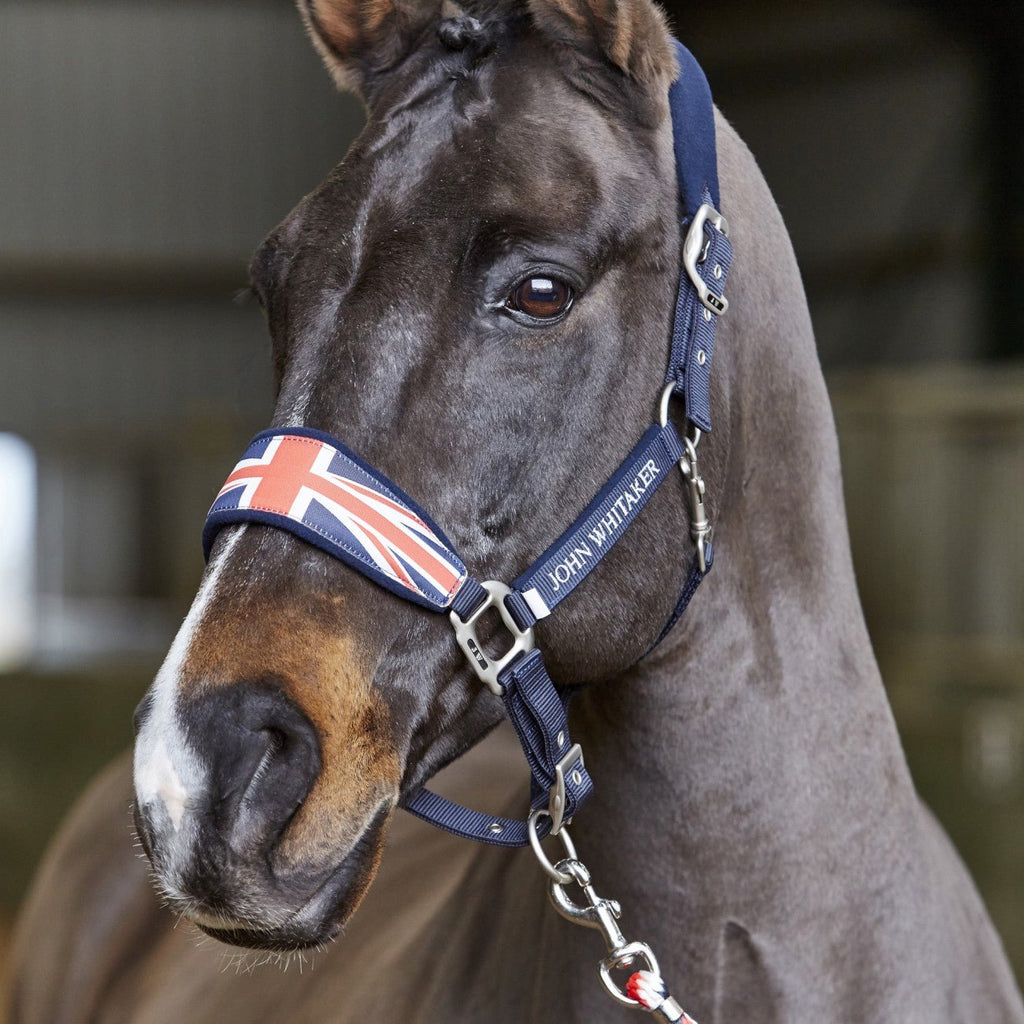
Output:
(680, 434), (711, 573)
(528, 813), (695, 1021)
(682, 203), (729, 316)
(549, 858), (629, 956)
(658, 385), (713, 575)
(449, 580), (534, 695)
(547, 853), (666, 1011)
(548, 743), (584, 835)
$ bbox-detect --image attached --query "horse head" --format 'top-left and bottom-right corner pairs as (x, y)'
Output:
(132, 0), (705, 950)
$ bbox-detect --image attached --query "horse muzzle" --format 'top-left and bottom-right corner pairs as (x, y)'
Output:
(133, 681), (392, 950)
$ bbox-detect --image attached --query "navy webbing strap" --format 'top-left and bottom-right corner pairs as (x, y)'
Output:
(664, 42), (732, 435)
(669, 40), (720, 218)
(402, 649), (593, 845)
(400, 787), (537, 847)
(504, 423), (685, 630)
(646, 547), (712, 657)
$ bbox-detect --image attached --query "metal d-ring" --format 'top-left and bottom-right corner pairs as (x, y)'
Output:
(658, 381), (675, 430)
(658, 382), (703, 449)
(528, 809), (579, 885)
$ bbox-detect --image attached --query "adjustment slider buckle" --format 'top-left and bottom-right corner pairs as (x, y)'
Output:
(548, 743), (584, 836)
(449, 580), (534, 696)
(683, 203), (729, 315)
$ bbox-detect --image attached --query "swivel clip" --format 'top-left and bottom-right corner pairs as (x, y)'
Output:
(546, 847), (676, 1015)
(527, 811), (694, 1021)
(680, 433), (711, 573)
(657, 384), (713, 575)
(548, 856), (629, 956)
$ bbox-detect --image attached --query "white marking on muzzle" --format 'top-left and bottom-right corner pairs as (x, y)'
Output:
(133, 526), (247, 837)
(136, 738), (187, 830)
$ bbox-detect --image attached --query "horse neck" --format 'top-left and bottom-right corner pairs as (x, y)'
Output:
(554, 155), (924, 976)
(406, 125), (1014, 1023)
(455, 395), (926, 1016)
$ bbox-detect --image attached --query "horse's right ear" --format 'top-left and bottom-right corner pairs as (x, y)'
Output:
(297, 0), (442, 99)
(527, 0), (677, 95)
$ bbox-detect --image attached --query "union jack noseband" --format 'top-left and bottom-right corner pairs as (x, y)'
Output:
(204, 430), (467, 612)
(203, 39), (731, 852)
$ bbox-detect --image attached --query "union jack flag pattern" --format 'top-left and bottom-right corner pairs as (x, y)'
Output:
(203, 431), (468, 612)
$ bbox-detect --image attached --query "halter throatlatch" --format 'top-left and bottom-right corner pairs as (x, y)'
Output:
(202, 38), (729, 1022)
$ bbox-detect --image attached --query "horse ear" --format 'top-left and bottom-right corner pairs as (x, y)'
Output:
(297, 0), (442, 97)
(527, 0), (677, 89)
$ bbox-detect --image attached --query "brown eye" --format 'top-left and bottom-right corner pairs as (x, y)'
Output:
(506, 276), (573, 321)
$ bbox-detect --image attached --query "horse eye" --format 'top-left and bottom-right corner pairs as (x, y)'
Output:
(506, 277), (573, 321)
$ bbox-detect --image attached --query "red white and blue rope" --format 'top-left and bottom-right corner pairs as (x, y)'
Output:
(626, 970), (698, 1022)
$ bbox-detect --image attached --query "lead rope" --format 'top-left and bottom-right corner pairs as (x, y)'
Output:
(528, 811), (698, 1022)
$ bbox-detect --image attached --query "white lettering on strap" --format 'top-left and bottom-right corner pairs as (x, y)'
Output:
(547, 542), (594, 591)
(547, 460), (661, 592)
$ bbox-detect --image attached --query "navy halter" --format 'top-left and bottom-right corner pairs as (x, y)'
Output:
(203, 40), (732, 848)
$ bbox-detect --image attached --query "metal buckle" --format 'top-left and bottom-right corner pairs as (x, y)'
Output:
(548, 743), (584, 835)
(449, 580), (534, 696)
(682, 203), (729, 315)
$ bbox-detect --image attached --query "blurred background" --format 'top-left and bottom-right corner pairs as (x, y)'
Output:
(0, 0), (1021, 983)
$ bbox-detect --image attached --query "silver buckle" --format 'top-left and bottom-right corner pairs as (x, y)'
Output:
(548, 743), (584, 835)
(449, 580), (534, 696)
(683, 203), (729, 315)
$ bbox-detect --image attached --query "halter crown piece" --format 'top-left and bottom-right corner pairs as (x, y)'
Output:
(203, 40), (729, 1022)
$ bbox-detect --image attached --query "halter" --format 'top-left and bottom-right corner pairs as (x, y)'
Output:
(204, 40), (730, 1022)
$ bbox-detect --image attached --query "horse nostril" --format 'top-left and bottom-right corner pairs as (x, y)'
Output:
(191, 683), (322, 856)
(241, 727), (286, 804)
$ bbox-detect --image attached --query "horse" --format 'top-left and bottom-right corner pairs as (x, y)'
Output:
(7, 0), (1024, 1020)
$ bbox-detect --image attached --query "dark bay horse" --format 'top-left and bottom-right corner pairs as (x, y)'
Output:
(8, 0), (1024, 1020)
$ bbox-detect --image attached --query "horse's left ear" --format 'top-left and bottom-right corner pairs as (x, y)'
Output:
(297, 0), (442, 99)
(527, 0), (677, 91)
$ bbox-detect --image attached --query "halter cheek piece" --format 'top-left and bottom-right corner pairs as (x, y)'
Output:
(203, 41), (729, 1019)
